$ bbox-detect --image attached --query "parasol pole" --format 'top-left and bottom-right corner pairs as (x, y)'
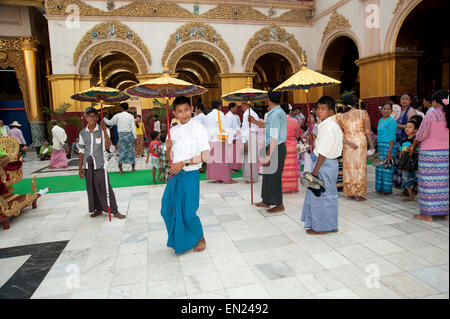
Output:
(248, 100), (254, 205)
(98, 62), (112, 222)
(305, 88), (314, 153)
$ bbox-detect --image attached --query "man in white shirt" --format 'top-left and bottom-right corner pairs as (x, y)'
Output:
(0, 120), (9, 137)
(241, 103), (260, 183)
(104, 102), (137, 174)
(162, 96), (210, 254)
(205, 100), (235, 183)
(193, 103), (207, 128)
(224, 102), (242, 172)
(49, 120), (68, 168)
(153, 114), (161, 133)
(301, 96), (343, 235)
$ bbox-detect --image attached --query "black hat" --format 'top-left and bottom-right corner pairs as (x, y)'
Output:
(268, 89), (282, 104)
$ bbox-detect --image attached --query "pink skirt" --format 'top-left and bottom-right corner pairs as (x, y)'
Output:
(230, 140), (242, 170)
(49, 149), (67, 168)
(206, 142), (232, 182)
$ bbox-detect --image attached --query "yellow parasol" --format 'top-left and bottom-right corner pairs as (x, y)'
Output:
(71, 63), (129, 222)
(222, 78), (267, 205)
(93, 103), (115, 110)
(274, 54), (341, 150)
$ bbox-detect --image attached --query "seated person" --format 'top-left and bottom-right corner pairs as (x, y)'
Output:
(72, 137), (80, 157)
(39, 140), (53, 161)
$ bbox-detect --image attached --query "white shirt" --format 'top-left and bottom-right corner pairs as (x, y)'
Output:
(154, 120), (161, 132)
(1, 125), (9, 137)
(314, 115), (343, 159)
(193, 112), (207, 128)
(224, 111), (240, 141)
(205, 109), (231, 143)
(415, 110), (425, 118)
(392, 104), (401, 121)
(426, 107), (435, 114)
(241, 108), (260, 143)
(234, 114), (241, 127)
(78, 125), (114, 156)
(51, 125), (67, 150)
(104, 111), (137, 139)
(170, 119), (210, 172)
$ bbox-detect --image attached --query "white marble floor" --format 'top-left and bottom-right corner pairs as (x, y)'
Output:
(3, 157), (449, 299)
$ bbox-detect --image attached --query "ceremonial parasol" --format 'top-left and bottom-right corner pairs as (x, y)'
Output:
(222, 78), (267, 205)
(274, 54), (340, 149)
(71, 63), (130, 222)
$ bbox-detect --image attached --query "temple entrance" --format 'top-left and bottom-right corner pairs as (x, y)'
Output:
(175, 52), (221, 108)
(253, 53), (294, 104)
(322, 36), (360, 99)
(0, 67), (31, 144)
(395, 0), (449, 97)
(89, 51), (139, 114)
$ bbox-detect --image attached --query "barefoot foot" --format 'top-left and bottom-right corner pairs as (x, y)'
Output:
(355, 196), (367, 202)
(113, 212), (126, 219)
(402, 196), (415, 202)
(193, 237), (206, 252)
(90, 210), (102, 218)
(255, 202), (270, 208)
(306, 229), (338, 235)
(267, 204), (285, 213)
(413, 214), (433, 222)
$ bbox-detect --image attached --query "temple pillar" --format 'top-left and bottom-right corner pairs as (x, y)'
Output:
(47, 74), (92, 113)
(21, 36), (44, 147)
(394, 51), (423, 96)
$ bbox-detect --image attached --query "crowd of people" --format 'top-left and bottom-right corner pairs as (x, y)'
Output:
(1, 88), (448, 254)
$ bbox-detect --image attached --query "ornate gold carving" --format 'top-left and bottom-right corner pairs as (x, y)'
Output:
(78, 41), (149, 75)
(73, 21), (151, 69)
(322, 10), (352, 43)
(20, 36), (40, 51)
(46, 0), (195, 18)
(242, 24), (304, 70)
(200, 4), (270, 21)
(0, 38), (30, 120)
(244, 43), (301, 73)
(393, 0), (407, 14)
(167, 41), (231, 74)
(44, 1), (312, 24)
(162, 22), (234, 69)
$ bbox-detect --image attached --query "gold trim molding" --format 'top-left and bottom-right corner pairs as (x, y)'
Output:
(242, 24), (304, 72)
(0, 37), (32, 119)
(77, 40), (149, 75)
(73, 21), (151, 69)
(322, 10), (351, 43)
(0, 0), (44, 6)
(44, 1), (312, 24)
(162, 22), (234, 68)
(393, 0), (407, 14)
(167, 41), (231, 74)
(244, 43), (301, 73)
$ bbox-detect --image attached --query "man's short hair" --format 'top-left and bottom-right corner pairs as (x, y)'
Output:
(228, 102), (237, 110)
(268, 89), (282, 104)
(50, 119), (58, 126)
(211, 100), (222, 109)
(153, 114), (158, 119)
(173, 96), (191, 110)
(196, 103), (205, 112)
(316, 96), (336, 111)
(120, 102), (129, 110)
(84, 107), (98, 116)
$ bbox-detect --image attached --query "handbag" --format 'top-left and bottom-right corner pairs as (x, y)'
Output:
(383, 157), (394, 169)
(398, 151), (418, 172)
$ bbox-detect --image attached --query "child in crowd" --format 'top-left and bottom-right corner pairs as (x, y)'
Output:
(77, 107), (125, 219)
(301, 96), (343, 235)
(146, 131), (162, 183)
(158, 134), (169, 182)
(396, 118), (422, 201)
(161, 96), (210, 254)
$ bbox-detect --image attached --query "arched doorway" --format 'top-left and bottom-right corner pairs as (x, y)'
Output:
(322, 36), (360, 99)
(175, 52), (221, 108)
(395, 0), (449, 96)
(89, 51), (139, 114)
(253, 52), (295, 104)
